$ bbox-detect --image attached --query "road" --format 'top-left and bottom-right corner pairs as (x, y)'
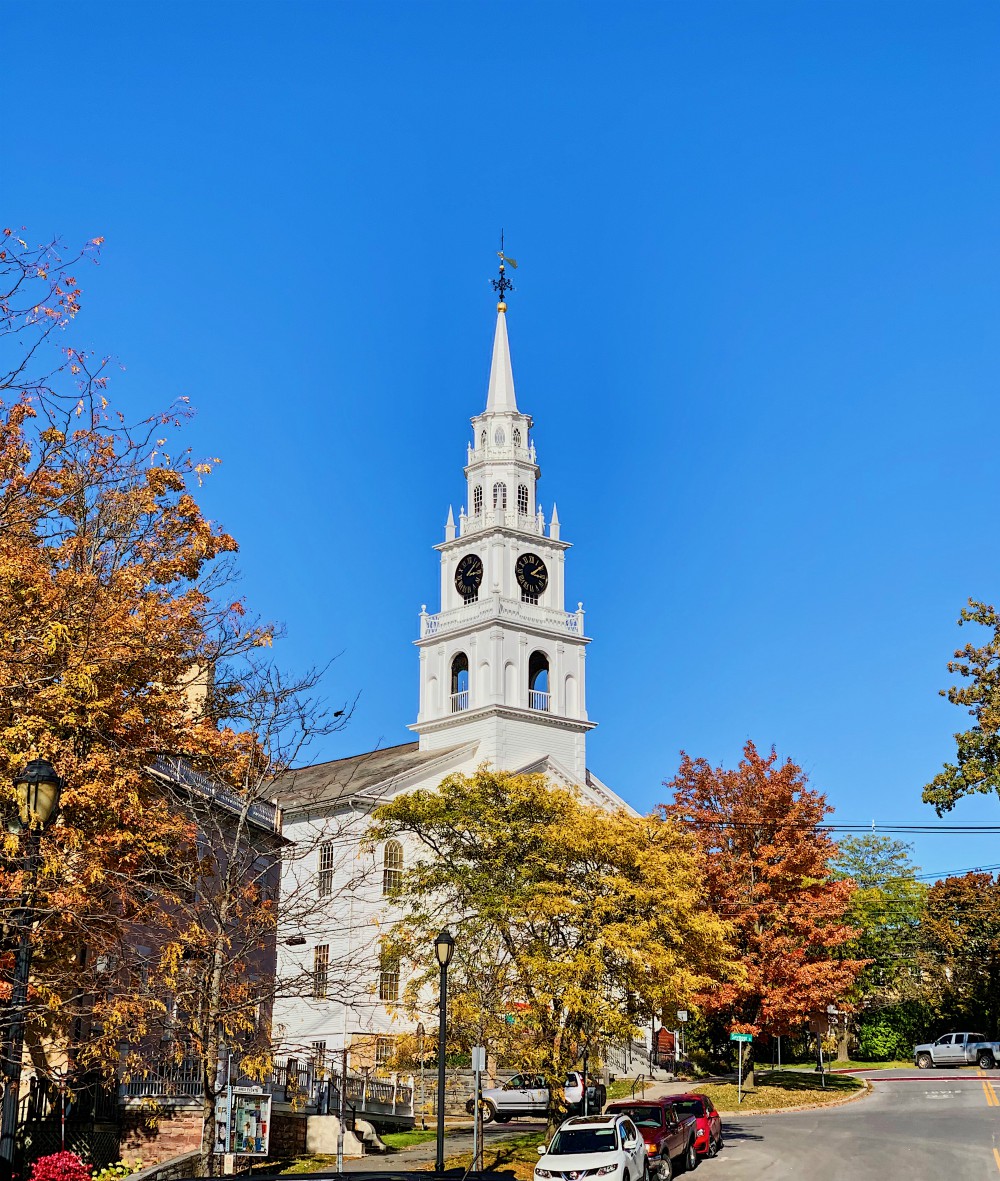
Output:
(344, 1068), (1000, 1177)
(712, 1067), (1000, 1180)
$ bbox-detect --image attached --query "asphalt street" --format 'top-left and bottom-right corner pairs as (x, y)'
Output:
(344, 1068), (1000, 1177)
(710, 1068), (1000, 1180)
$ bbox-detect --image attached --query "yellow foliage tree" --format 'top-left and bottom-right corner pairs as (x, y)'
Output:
(368, 768), (735, 1132)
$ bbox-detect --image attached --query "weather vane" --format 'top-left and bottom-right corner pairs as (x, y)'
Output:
(491, 230), (517, 304)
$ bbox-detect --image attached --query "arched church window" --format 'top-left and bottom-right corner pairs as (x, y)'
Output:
(451, 652), (469, 712)
(517, 484), (529, 516)
(494, 426), (506, 447)
(493, 482), (506, 510)
(513, 427), (522, 447)
(473, 485), (483, 515)
(528, 651), (550, 712)
(382, 841), (403, 895)
(480, 430), (487, 449)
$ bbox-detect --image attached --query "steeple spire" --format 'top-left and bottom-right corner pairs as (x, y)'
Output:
(485, 306), (518, 413)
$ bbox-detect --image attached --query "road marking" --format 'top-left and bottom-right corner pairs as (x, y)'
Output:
(993, 1146), (1000, 1174)
(983, 1079), (1000, 1107)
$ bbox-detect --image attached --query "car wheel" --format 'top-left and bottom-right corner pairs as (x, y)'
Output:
(481, 1100), (497, 1124)
(684, 1140), (698, 1172)
(659, 1155), (673, 1181)
(916, 1053), (932, 1069)
(707, 1132), (720, 1159)
(978, 1053), (995, 1070)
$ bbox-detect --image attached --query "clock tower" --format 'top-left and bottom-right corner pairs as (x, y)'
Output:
(410, 280), (595, 777)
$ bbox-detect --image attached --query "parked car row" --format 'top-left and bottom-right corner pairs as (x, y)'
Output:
(533, 1097), (724, 1181)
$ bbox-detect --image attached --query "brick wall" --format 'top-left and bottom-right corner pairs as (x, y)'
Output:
(120, 1102), (204, 1164)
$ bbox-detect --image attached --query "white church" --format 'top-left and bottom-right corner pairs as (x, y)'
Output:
(271, 273), (632, 1073)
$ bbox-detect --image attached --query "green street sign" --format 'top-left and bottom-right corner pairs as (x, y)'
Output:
(729, 1032), (752, 1043)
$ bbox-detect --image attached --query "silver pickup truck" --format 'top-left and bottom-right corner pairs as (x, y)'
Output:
(914, 1031), (1000, 1069)
(467, 1071), (607, 1123)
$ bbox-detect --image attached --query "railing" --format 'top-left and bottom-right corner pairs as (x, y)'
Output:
(121, 1056), (203, 1099)
(149, 756), (281, 833)
(529, 690), (550, 711)
(463, 508), (543, 537)
(450, 690), (469, 713)
(420, 596), (585, 641)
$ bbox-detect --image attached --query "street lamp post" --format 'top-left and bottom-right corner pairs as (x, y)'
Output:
(433, 929), (455, 1174)
(0, 759), (63, 1174)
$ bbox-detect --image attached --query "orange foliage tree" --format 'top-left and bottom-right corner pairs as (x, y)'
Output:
(660, 741), (863, 1081)
(0, 229), (346, 1170)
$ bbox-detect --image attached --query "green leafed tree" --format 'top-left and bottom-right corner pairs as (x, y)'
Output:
(924, 600), (1000, 815)
(367, 767), (735, 1133)
(832, 835), (931, 1059)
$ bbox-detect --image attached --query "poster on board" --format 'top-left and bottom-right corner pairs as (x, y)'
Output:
(213, 1087), (272, 1156)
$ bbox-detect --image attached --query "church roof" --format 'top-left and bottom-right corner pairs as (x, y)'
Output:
(484, 306), (518, 413)
(274, 740), (466, 810)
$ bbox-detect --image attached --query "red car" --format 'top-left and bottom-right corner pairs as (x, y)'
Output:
(669, 1093), (723, 1158)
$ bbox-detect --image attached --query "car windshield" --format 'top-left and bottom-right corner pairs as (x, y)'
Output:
(549, 1129), (618, 1155)
(613, 1106), (663, 1129)
(672, 1100), (705, 1118)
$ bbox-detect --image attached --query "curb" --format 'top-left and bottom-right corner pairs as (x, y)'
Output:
(721, 1078), (873, 1118)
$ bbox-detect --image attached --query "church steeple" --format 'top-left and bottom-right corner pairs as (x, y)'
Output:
(485, 307), (518, 413)
(410, 258), (595, 777)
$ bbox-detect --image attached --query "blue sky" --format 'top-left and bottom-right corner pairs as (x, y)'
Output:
(7, 1), (1000, 875)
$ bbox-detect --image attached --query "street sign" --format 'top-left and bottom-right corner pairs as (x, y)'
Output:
(677, 1010), (689, 1023)
(729, 1032), (752, 1043)
(471, 1046), (486, 1071)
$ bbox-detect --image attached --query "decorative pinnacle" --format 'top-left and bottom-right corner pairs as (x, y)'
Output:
(491, 229), (517, 308)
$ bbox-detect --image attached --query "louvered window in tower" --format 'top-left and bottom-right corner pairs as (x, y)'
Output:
(494, 427), (506, 446)
(518, 485), (529, 516)
(513, 427), (522, 447)
(493, 482), (506, 510)
(480, 430), (487, 449)
(473, 485), (483, 515)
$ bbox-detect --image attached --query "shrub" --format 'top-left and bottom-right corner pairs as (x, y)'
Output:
(30, 1152), (92, 1181)
(93, 1161), (144, 1181)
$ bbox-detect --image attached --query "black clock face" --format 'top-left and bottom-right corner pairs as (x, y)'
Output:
(515, 552), (548, 596)
(455, 553), (484, 597)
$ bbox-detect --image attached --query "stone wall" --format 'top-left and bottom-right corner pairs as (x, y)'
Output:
(124, 1151), (201, 1181)
(267, 1111), (307, 1159)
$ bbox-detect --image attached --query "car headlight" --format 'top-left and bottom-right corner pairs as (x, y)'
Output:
(535, 1170), (554, 1178)
(595, 1166), (619, 1176)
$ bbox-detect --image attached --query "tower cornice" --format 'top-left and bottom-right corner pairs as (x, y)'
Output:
(434, 528), (571, 554)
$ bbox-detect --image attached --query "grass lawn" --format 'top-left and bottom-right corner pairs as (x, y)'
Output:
(606, 1076), (658, 1101)
(695, 1069), (865, 1113)
(764, 1059), (913, 1072)
(381, 1129), (440, 1150)
(421, 1130), (546, 1180)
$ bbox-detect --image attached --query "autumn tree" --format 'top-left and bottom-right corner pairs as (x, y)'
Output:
(368, 767), (734, 1133)
(832, 835), (930, 1060)
(924, 600), (1000, 815)
(0, 229), (349, 1173)
(919, 872), (1000, 1034)
(660, 741), (863, 1085)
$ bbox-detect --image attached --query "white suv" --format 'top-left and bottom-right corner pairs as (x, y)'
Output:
(535, 1113), (650, 1181)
